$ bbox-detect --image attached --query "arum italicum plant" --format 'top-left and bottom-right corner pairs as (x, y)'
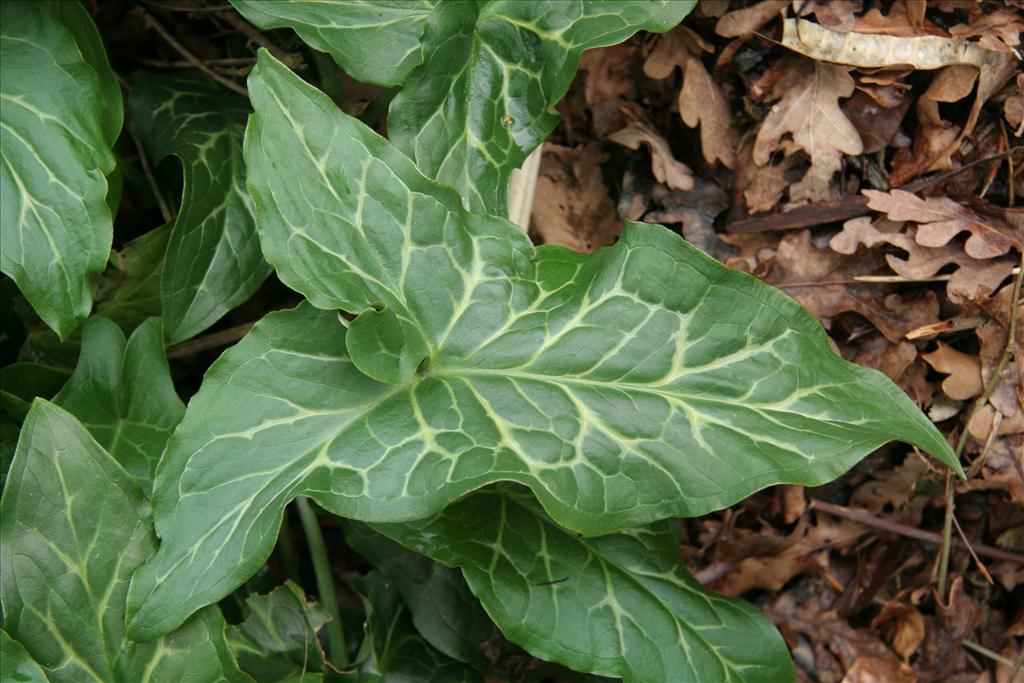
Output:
(0, 2), (963, 682)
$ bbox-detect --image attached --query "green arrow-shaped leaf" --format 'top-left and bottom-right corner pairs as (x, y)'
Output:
(353, 571), (481, 682)
(231, 1), (694, 215)
(130, 71), (271, 343)
(53, 316), (184, 491)
(230, 0), (436, 87)
(127, 52), (958, 640)
(370, 487), (794, 683)
(1, 629), (47, 683)
(0, 1), (120, 339)
(0, 401), (251, 683)
(227, 582), (328, 683)
(343, 523), (500, 670)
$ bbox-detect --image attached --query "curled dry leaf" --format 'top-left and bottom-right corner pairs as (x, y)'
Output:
(530, 143), (620, 253)
(843, 89), (912, 153)
(918, 577), (979, 681)
(578, 43), (639, 136)
(644, 179), (732, 260)
(711, 516), (866, 596)
(972, 435), (1024, 503)
(754, 59), (863, 202)
(679, 58), (738, 168)
(735, 139), (804, 213)
(848, 456), (932, 526)
(841, 657), (917, 683)
(714, 0), (788, 39)
(768, 589), (911, 678)
(796, 0), (862, 32)
(949, 8), (1024, 53)
(922, 64), (978, 104)
(771, 230), (941, 342)
(864, 189), (1023, 259)
(848, 336), (932, 406)
(608, 104), (694, 190)
(922, 343), (983, 400)
(853, 4), (946, 37)
(781, 17), (999, 69)
(1004, 74), (1024, 133)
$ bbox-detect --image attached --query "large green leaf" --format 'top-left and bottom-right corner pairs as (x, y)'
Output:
(343, 523), (500, 669)
(353, 572), (481, 682)
(1, 629), (47, 683)
(230, 1), (436, 87)
(93, 224), (170, 333)
(227, 582), (328, 683)
(0, 1), (120, 339)
(52, 316), (184, 490)
(370, 488), (793, 683)
(231, 1), (694, 215)
(130, 71), (270, 343)
(0, 362), (69, 422)
(0, 401), (251, 683)
(127, 52), (957, 640)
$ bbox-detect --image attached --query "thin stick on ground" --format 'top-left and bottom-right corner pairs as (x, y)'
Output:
(138, 6), (249, 97)
(808, 500), (1024, 564)
(937, 252), (1024, 597)
(116, 74), (175, 224)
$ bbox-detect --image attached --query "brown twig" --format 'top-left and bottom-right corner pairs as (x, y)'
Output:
(808, 500), (1024, 565)
(116, 74), (175, 224)
(166, 322), (255, 359)
(727, 146), (1024, 234)
(215, 10), (302, 68)
(937, 252), (1024, 596)
(138, 6), (249, 97)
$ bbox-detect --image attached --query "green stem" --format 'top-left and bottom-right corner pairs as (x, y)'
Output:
(937, 253), (1024, 598)
(296, 496), (347, 668)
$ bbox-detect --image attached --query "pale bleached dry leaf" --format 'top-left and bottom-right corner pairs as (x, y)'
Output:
(609, 105), (694, 190)
(781, 17), (998, 69)
(679, 58), (737, 169)
(642, 24), (709, 79)
(715, 0), (788, 39)
(530, 143), (619, 252)
(863, 189), (1023, 258)
(922, 342), (983, 400)
(754, 60), (863, 202)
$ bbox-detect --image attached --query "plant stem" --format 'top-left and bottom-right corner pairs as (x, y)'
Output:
(961, 640), (1016, 668)
(937, 253), (1024, 597)
(296, 497), (347, 668)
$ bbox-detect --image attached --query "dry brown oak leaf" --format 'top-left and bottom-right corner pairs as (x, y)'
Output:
(754, 60), (863, 202)
(608, 103), (694, 190)
(863, 189), (1023, 259)
(830, 216), (1017, 302)
(530, 143), (619, 253)
(680, 58), (738, 169)
(769, 230), (940, 342)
